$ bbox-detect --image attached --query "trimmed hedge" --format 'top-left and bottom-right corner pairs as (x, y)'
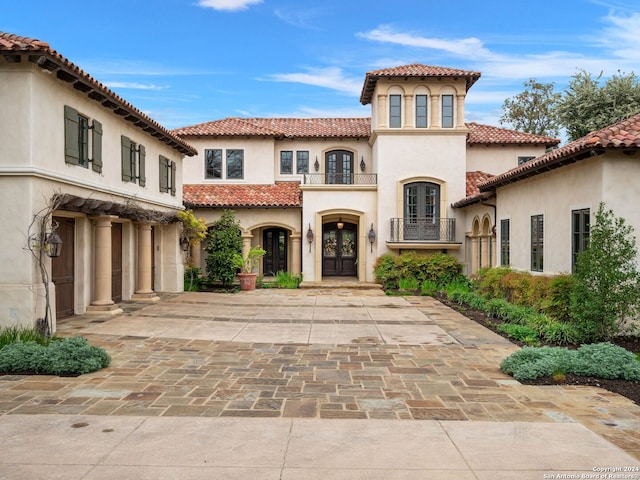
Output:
(374, 252), (463, 290)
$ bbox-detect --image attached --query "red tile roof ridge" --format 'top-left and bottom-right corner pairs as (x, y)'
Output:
(479, 112), (640, 191)
(466, 122), (560, 147)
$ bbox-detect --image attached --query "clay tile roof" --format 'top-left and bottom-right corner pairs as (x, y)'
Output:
(183, 183), (302, 208)
(479, 112), (640, 191)
(173, 117), (371, 138)
(466, 122), (560, 148)
(360, 63), (481, 105)
(451, 171), (496, 208)
(466, 171), (495, 197)
(0, 31), (196, 156)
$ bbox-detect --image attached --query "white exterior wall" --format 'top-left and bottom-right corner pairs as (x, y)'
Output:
(0, 62), (188, 329)
(466, 145), (549, 175)
(601, 154), (640, 232)
(182, 137), (275, 184)
(495, 158), (603, 275)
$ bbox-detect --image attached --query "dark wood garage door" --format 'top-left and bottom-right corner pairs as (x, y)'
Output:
(111, 223), (123, 303)
(52, 217), (75, 319)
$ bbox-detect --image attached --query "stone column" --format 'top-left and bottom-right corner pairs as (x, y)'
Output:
(133, 223), (158, 301)
(456, 94), (466, 127)
(471, 236), (479, 274)
(191, 240), (202, 270)
(377, 94), (387, 128)
(87, 215), (122, 314)
(404, 95), (413, 128)
(431, 94), (441, 128)
(290, 233), (301, 275)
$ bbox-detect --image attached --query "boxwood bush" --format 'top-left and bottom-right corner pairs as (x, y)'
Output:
(0, 336), (110, 376)
(500, 342), (640, 381)
(374, 252), (463, 290)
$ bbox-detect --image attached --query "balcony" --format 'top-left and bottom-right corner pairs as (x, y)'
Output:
(303, 173), (378, 185)
(388, 217), (459, 248)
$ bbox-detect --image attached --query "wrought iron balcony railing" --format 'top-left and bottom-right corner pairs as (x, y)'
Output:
(303, 173), (378, 185)
(389, 217), (456, 242)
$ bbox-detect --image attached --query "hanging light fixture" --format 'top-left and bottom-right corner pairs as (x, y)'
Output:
(45, 231), (63, 258)
(306, 223), (314, 252)
(368, 223), (376, 252)
(337, 217), (344, 230)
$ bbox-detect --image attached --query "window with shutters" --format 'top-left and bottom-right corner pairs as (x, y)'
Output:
(63, 105), (102, 173)
(121, 136), (146, 186)
(159, 156), (176, 196)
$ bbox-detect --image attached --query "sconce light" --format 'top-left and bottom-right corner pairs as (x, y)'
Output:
(306, 223), (314, 252)
(314, 156), (320, 172)
(360, 156), (366, 171)
(45, 231), (63, 258)
(368, 223), (376, 253)
(180, 236), (190, 252)
(337, 217), (344, 230)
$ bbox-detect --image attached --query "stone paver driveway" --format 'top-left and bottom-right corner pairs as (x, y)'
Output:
(1, 288), (639, 461)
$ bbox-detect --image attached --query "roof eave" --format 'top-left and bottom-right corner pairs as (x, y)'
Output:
(6, 50), (198, 156)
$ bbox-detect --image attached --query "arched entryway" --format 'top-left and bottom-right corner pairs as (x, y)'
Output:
(322, 221), (357, 276)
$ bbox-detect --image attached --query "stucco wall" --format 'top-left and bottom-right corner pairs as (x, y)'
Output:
(495, 157), (604, 274)
(466, 145), (548, 176)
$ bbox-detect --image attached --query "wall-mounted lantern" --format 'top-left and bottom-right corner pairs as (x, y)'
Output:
(45, 231), (63, 258)
(368, 223), (376, 252)
(337, 217), (344, 230)
(306, 223), (314, 252)
(314, 157), (320, 172)
(360, 156), (366, 171)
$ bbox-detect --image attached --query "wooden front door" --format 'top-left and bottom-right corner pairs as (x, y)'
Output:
(263, 228), (287, 276)
(52, 217), (75, 319)
(322, 222), (357, 276)
(111, 223), (122, 303)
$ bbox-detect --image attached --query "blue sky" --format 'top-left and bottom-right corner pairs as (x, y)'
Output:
(2, 0), (639, 132)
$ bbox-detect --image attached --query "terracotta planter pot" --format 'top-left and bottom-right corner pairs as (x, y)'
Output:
(238, 272), (258, 290)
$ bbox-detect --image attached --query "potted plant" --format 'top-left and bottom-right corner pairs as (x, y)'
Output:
(234, 245), (266, 290)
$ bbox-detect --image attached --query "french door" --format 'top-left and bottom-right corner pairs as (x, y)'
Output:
(263, 228), (288, 275)
(404, 182), (440, 240)
(322, 222), (357, 276)
(326, 150), (353, 184)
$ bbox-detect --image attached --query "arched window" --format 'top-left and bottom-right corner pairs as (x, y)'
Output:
(403, 182), (440, 240)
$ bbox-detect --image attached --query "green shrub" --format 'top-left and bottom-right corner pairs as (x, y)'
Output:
(571, 342), (640, 380)
(500, 346), (574, 381)
(473, 266), (512, 299)
(444, 277), (471, 297)
(496, 323), (539, 345)
(184, 267), (202, 292)
(500, 342), (640, 381)
(398, 277), (419, 292)
(0, 337), (110, 376)
(205, 210), (243, 287)
(374, 252), (463, 291)
(540, 321), (582, 345)
(570, 203), (640, 342)
(540, 274), (575, 322)
(421, 279), (438, 296)
(274, 271), (302, 289)
(0, 326), (55, 349)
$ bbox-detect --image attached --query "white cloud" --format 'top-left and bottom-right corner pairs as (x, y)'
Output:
(105, 82), (166, 91)
(195, 0), (262, 11)
(274, 7), (324, 29)
(599, 12), (640, 63)
(266, 67), (362, 95)
(358, 25), (496, 60)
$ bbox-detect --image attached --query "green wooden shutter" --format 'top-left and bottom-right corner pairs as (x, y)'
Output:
(159, 156), (168, 192)
(64, 105), (80, 165)
(170, 161), (176, 196)
(121, 136), (132, 181)
(91, 120), (103, 173)
(138, 144), (146, 187)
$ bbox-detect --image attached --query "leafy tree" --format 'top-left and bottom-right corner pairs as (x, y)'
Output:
(555, 70), (640, 141)
(570, 203), (640, 342)
(500, 79), (562, 137)
(204, 209), (242, 287)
